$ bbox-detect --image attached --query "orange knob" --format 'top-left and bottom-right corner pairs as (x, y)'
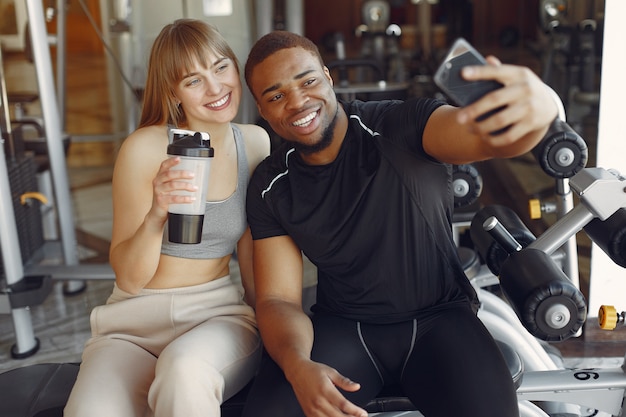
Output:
(529, 199), (542, 220)
(598, 305), (618, 330)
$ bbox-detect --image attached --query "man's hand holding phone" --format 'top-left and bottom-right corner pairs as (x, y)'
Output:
(434, 38), (509, 135)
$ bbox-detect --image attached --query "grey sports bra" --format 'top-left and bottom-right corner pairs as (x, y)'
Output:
(161, 125), (249, 259)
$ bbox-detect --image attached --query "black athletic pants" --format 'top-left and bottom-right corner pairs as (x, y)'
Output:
(241, 301), (518, 417)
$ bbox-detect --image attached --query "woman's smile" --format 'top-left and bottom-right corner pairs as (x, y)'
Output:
(205, 92), (231, 110)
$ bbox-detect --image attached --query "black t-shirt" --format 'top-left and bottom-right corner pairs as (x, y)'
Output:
(247, 98), (477, 323)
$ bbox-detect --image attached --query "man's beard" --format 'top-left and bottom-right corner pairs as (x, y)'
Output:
(289, 103), (339, 155)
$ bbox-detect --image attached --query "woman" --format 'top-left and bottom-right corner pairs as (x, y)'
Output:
(65, 19), (270, 417)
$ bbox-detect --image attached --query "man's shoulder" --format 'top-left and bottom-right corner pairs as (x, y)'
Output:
(343, 99), (395, 118)
(261, 142), (294, 168)
(343, 97), (441, 124)
(250, 143), (294, 186)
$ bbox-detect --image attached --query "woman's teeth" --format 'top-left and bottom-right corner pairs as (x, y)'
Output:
(207, 94), (229, 108)
(293, 111), (316, 127)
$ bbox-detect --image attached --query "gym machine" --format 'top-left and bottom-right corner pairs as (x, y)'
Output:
(0, 0), (115, 359)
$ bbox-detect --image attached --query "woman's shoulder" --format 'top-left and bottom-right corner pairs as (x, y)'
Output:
(114, 125), (169, 171)
(233, 123), (271, 162)
(233, 123), (269, 141)
(121, 124), (167, 145)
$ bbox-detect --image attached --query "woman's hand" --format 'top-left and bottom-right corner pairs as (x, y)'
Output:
(148, 156), (198, 225)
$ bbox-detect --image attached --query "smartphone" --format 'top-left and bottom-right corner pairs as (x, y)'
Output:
(434, 38), (503, 107)
(434, 38), (508, 133)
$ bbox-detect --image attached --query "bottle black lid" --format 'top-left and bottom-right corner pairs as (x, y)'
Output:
(167, 131), (214, 157)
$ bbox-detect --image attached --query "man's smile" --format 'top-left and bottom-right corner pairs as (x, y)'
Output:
(292, 110), (318, 127)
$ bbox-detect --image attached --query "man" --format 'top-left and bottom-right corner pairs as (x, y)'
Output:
(242, 30), (557, 417)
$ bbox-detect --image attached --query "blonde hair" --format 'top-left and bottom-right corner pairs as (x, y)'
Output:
(138, 19), (239, 128)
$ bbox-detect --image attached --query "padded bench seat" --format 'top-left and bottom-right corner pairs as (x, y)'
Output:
(0, 340), (521, 417)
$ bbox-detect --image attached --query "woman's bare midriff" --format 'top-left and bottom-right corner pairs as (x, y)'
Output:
(145, 254), (232, 289)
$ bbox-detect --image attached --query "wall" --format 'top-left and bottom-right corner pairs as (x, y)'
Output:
(304, 0), (363, 54)
(471, 0), (539, 47)
(587, 0), (626, 318)
(47, 0), (103, 54)
(303, 0), (541, 59)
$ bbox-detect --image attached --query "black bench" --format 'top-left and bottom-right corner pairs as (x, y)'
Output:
(0, 340), (522, 417)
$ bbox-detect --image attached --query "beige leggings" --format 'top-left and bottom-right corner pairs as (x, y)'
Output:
(64, 276), (261, 417)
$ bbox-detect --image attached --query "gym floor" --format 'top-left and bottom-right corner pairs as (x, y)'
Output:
(0, 43), (624, 375)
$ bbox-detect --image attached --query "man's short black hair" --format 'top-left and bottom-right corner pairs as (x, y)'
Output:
(244, 31), (324, 97)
